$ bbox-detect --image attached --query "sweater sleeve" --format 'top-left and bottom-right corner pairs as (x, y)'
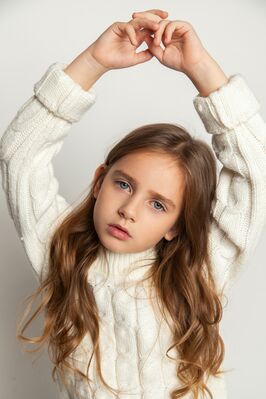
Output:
(193, 74), (266, 295)
(0, 62), (97, 281)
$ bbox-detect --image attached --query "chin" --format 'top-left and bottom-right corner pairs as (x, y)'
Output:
(96, 231), (120, 252)
(103, 236), (135, 254)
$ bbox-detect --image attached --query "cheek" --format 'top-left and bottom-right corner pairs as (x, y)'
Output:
(140, 217), (168, 236)
(94, 184), (116, 214)
(102, 183), (126, 208)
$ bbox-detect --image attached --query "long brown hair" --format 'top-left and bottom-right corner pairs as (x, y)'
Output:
(17, 123), (229, 398)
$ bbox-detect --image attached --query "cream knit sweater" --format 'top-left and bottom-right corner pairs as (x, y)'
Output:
(1, 62), (266, 399)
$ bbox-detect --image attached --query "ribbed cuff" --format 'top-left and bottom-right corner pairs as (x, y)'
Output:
(33, 62), (97, 123)
(193, 74), (261, 134)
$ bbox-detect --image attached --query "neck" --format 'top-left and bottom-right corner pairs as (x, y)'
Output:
(90, 245), (157, 284)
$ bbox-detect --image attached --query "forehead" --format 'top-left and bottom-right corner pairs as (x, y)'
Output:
(108, 150), (186, 196)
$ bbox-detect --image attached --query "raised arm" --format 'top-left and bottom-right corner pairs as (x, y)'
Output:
(0, 62), (97, 280)
(191, 58), (266, 295)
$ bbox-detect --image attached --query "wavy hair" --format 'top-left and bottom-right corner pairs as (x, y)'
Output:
(17, 123), (229, 398)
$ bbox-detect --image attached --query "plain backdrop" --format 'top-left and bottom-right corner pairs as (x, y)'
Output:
(0, 0), (266, 398)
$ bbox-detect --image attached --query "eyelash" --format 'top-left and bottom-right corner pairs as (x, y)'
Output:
(114, 180), (166, 212)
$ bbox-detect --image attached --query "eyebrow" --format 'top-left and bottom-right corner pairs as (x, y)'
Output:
(112, 169), (176, 209)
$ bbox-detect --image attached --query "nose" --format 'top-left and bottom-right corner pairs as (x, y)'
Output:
(118, 197), (139, 222)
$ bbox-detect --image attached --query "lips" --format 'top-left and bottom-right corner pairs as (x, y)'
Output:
(110, 224), (131, 237)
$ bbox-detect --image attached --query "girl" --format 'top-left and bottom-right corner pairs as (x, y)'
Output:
(0, 8), (265, 399)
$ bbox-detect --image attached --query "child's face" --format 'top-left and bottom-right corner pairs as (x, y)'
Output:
(92, 150), (186, 253)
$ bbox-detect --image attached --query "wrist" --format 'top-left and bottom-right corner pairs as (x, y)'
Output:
(64, 49), (108, 92)
(83, 45), (110, 75)
(185, 55), (229, 97)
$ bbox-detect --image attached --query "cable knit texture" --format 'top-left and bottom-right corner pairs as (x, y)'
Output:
(1, 62), (266, 398)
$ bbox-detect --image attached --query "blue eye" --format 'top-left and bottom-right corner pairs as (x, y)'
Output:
(114, 180), (166, 212)
(116, 180), (130, 191)
(152, 201), (165, 212)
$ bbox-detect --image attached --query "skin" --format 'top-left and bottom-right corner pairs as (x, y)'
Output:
(92, 150), (186, 253)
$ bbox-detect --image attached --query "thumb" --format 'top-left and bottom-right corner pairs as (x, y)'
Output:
(133, 48), (154, 65)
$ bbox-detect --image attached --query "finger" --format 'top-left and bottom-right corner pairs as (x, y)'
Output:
(125, 23), (138, 46)
(132, 9), (168, 19)
(164, 21), (192, 43)
(132, 12), (162, 24)
(143, 35), (164, 63)
(131, 17), (160, 32)
(153, 20), (170, 46)
(135, 28), (154, 42)
(133, 48), (154, 65)
(131, 28), (156, 48)
(132, 11), (167, 24)
(125, 19), (159, 46)
(164, 22), (177, 43)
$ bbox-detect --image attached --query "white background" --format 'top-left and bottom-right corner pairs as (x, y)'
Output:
(0, 0), (265, 398)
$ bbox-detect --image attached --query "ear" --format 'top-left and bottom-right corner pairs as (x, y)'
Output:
(164, 226), (178, 241)
(93, 163), (107, 199)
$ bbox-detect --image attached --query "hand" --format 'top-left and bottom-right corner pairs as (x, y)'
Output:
(84, 9), (169, 73)
(132, 11), (210, 75)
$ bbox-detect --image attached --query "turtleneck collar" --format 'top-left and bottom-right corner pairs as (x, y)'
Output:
(89, 245), (157, 285)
